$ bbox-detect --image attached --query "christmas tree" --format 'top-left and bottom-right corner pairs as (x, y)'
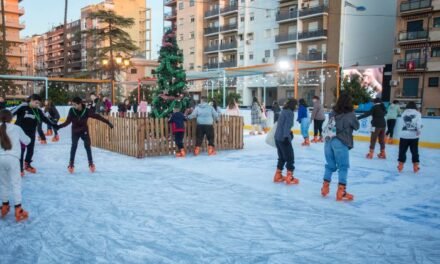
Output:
(151, 29), (190, 118)
(342, 74), (372, 105)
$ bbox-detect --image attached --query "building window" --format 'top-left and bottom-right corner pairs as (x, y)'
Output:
(249, 53), (254, 60)
(429, 77), (439, 87)
(190, 32), (195, 39)
(402, 78), (419, 97)
(240, 16), (245, 22)
(264, 29), (271, 39)
(238, 34), (244, 41)
(434, 17), (440, 28)
(179, 2), (184, 10)
(265, 50), (270, 57)
(190, 0), (195, 7)
(190, 16), (195, 23)
(286, 90), (294, 98)
(190, 47), (195, 55)
(247, 33), (254, 40)
(432, 47), (440, 57)
(189, 63), (194, 70)
(130, 68), (137, 74)
(240, 53), (244, 60)
(250, 13), (255, 21)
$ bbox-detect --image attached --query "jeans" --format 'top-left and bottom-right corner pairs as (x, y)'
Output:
(324, 138), (350, 185)
(398, 138), (419, 163)
(314, 119), (324, 137)
(275, 140), (295, 171)
(300, 118), (310, 139)
(174, 132), (184, 150)
(370, 127), (386, 151)
(70, 131), (93, 165)
(386, 119), (396, 138)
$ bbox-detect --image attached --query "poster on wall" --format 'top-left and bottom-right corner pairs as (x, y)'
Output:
(343, 65), (384, 99)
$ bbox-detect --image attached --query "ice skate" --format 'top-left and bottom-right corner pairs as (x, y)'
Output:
(45, 129), (53, 136)
(301, 138), (310, 146)
(208, 146), (216, 156)
(311, 136), (319, 143)
(89, 163), (96, 173)
(336, 184), (353, 201)
(194, 146), (200, 156)
(39, 139), (47, 144)
(24, 162), (36, 174)
(366, 149), (374, 159)
(1, 203), (10, 218)
(377, 150), (386, 159)
(273, 169), (285, 183)
(285, 171), (299, 185)
(51, 135), (60, 142)
(397, 162), (404, 172)
(68, 164), (74, 174)
(15, 206), (29, 222)
(176, 149), (186, 158)
(413, 162), (420, 173)
(321, 181), (330, 197)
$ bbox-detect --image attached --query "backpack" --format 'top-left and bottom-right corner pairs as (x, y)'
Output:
(322, 113), (336, 142)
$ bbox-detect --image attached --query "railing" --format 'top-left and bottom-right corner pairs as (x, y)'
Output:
(400, 0), (432, 12)
(396, 58), (427, 70)
(219, 60), (237, 68)
(164, 11), (177, 19)
(205, 63), (219, 69)
(220, 23), (238, 32)
(205, 8), (220, 18)
(219, 42), (237, 50)
(276, 10), (298, 21)
(204, 44), (219, 52)
(204, 26), (220, 35)
(221, 4), (238, 14)
(275, 33), (297, 43)
(398, 30), (428, 41)
(89, 114), (244, 158)
(300, 5), (329, 17)
(298, 52), (327, 61)
(298, 29), (327, 40)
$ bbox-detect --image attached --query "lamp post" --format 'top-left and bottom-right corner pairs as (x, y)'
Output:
(102, 54), (131, 103)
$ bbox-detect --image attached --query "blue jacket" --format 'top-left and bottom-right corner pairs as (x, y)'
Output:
(169, 112), (186, 133)
(297, 105), (308, 123)
(188, 102), (219, 125)
(275, 109), (294, 142)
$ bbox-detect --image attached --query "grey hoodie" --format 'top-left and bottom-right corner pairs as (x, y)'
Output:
(188, 102), (219, 125)
(311, 100), (325, 121)
(333, 111), (359, 149)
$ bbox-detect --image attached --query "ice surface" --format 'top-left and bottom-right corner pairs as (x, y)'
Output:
(0, 127), (439, 264)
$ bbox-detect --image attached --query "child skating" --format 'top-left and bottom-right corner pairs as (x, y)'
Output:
(273, 99), (299, 185)
(169, 105), (187, 157)
(12, 94), (57, 175)
(297, 99), (310, 146)
(321, 94), (359, 201)
(398, 102), (422, 173)
(56, 97), (113, 173)
(0, 109), (31, 222)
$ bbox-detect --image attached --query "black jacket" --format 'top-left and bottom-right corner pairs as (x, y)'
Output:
(12, 103), (56, 134)
(358, 103), (387, 128)
(58, 105), (112, 134)
(45, 106), (60, 120)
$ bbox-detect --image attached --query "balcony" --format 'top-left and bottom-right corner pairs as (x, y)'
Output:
(204, 44), (219, 53)
(276, 10), (298, 22)
(219, 60), (237, 68)
(220, 23), (238, 32)
(2, 3), (25, 15)
(298, 52), (327, 61)
(164, 0), (177, 6)
(5, 20), (25, 29)
(400, 0), (432, 15)
(205, 8), (220, 18)
(396, 58), (427, 71)
(398, 30), (429, 43)
(275, 33), (297, 43)
(221, 4), (238, 15)
(219, 42), (237, 51)
(164, 11), (177, 21)
(204, 26), (220, 35)
(299, 5), (329, 18)
(205, 62), (219, 69)
(298, 29), (327, 40)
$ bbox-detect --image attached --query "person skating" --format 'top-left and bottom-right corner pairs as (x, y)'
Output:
(12, 94), (57, 175)
(56, 97), (113, 173)
(297, 99), (310, 146)
(0, 109), (31, 222)
(44, 99), (61, 142)
(321, 94), (359, 201)
(386, 100), (401, 144)
(250, 97), (263, 135)
(397, 102), (422, 173)
(169, 105), (187, 157)
(0, 96), (6, 110)
(311, 96), (326, 143)
(273, 99), (299, 185)
(358, 98), (387, 159)
(188, 96), (219, 156)
(272, 101), (281, 123)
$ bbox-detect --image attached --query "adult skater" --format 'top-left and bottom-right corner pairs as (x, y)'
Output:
(358, 98), (387, 159)
(0, 109), (31, 222)
(12, 94), (57, 175)
(55, 97), (113, 173)
(397, 102), (422, 173)
(386, 100), (401, 144)
(311, 96), (326, 143)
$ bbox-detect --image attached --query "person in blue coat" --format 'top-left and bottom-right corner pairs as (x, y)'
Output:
(273, 99), (299, 185)
(297, 99), (310, 146)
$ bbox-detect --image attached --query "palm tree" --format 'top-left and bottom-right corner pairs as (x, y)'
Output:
(62, 0), (68, 76)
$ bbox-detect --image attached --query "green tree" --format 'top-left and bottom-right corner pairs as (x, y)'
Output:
(39, 83), (71, 105)
(82, 10), (138, 79)
(128, 84), (154, 104)
(151, 29), (190, 118)
(341, 75), (372, 105)
(208, 91), (241, 106)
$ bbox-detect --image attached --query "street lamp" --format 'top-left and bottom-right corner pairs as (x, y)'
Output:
(341, 1), (366, 68)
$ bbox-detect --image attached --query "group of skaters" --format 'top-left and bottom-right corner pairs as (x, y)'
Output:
(272, 94), (423, 201)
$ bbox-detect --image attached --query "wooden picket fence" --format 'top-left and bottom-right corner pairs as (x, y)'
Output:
(88, 112), (244, 158)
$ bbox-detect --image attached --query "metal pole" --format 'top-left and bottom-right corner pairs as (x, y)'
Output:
(263, 79), (267, 107)
(45, 79), (48, 100)
(320, 51), (324, 104)
(222, 69), (226, 108)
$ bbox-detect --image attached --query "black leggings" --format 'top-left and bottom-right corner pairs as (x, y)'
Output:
(196, 125), (215, 147)
(314, 120), (324, 137)
(70, 131), (93, 165)
(174, 132), (184, 149)
(20, 132), (36, 171)
(386, 119), (396, 138)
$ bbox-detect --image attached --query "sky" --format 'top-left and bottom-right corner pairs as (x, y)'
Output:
(21, 0), (163, 59)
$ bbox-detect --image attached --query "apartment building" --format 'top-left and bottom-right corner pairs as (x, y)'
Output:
(391, 0), (440, 116)
(1, 0), (25, 74)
